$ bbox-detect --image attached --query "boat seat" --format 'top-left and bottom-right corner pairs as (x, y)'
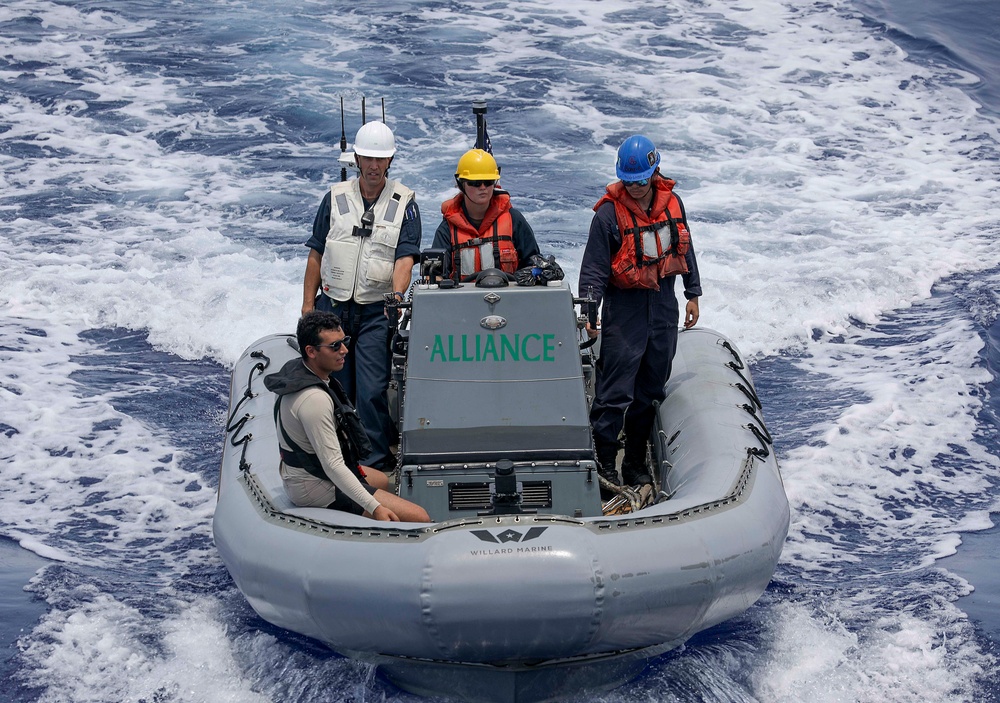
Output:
(251, 466), (411, 527)
(251, 466), (296, 513)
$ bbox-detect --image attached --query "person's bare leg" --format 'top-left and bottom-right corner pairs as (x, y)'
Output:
(361, 467), (389, 491)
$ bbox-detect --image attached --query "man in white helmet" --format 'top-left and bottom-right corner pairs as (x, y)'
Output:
(301, 120), (421, 472)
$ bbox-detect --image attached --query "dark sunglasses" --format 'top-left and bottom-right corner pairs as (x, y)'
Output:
(622, 178), (650, 187)
(463, 179), (496, 188)
(313, 336), (351, 352)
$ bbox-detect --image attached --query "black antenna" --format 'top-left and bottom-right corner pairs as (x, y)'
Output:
(361, 96), (366, 124)
(381, 97), (386, 123)
(472, 100), (488, 151)
(339, 96), (348, 182)
(339, 97), (347, 152)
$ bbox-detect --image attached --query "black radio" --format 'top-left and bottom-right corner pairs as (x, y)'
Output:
(352, 209), (375, 237)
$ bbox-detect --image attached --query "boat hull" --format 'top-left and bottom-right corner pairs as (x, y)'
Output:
(214, 292), (788, 702)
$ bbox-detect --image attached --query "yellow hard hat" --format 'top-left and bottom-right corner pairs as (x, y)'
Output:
(455, 149), (500, 181)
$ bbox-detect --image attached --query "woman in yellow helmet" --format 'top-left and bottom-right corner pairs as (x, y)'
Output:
(433, 149), (539, 281)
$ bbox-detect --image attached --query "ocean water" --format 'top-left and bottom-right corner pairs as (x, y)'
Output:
(2, 0), (999, 701)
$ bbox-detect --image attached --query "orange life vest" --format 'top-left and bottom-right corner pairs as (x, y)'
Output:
(594, 175), (691, 291)
(441, 190), (518, 279)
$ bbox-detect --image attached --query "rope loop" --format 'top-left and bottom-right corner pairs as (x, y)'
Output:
(722, 340), (744, 370)
(740, 404), (773, 445)
(223, 349), (272, 473)
(734, 382), (763, 411)
(746, 423), (771, 459)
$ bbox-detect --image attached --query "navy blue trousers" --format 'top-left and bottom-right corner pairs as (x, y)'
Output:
(315, 294), (395, 470)
(590, 285), (680, 450)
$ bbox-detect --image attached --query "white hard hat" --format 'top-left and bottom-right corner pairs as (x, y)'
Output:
(353, 121), (396, 158)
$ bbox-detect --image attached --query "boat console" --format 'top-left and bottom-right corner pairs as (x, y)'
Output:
(390, 251), (602, 519)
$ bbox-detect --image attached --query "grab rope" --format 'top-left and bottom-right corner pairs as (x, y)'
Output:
(734, 382), (763, 411)
(723, 340), (765, 409)
(722, 340), (773, 461)
(739, 403), (773, 445)
(721, 340), (743, 368)
(224, 350), (271, 472)
(746, 424), (771, 460)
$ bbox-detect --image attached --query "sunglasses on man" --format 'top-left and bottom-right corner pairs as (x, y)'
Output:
(312, 336), (351, 352)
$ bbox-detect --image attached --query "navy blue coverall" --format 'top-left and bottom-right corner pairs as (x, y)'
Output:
(578, 196), (702, 463)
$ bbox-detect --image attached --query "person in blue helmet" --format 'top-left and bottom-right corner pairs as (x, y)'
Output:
(579, 135), (702, 497)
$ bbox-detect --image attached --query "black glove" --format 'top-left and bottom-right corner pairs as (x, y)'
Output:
(530, 254), (565, 282)
(515, 254), (566, 286)
(514, 266), (538, 286)
(542, 255), (565, 282)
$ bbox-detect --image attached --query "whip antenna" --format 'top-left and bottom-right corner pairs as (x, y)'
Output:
(339, 96), (348, 182)
(339, 97), (347, 151)
(361, 96), (366, 124)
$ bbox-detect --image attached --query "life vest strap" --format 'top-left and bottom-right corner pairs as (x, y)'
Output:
(491, 220), (502, 269)
(272, 386), (368, 482)
(274, 398), (328, 480)
(449, 210), (517, 279)
(625, 214), (680, 267)
(452, 234), (515, 250)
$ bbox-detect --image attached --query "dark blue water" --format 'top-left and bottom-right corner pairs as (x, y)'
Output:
(857, 0), (1000, 116)
(0, 538), (47, 703)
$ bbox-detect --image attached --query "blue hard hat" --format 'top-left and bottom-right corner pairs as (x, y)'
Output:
(616, 135), (660, 181)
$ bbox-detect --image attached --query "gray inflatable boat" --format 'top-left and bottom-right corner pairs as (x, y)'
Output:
(214, 268), (789, 703)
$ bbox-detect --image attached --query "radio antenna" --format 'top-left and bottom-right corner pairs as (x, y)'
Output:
(339, 96), (348, 182)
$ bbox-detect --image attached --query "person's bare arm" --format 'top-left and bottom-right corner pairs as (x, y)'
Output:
(302, 249), (323, 315)
(391, 255), (416, 298)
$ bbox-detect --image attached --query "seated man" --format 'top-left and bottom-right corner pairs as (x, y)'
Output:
(433, 149), (540, 281)
(264, 311), (430, 522)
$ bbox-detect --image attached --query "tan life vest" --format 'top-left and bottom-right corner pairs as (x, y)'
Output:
(320, 178), (414, 304)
